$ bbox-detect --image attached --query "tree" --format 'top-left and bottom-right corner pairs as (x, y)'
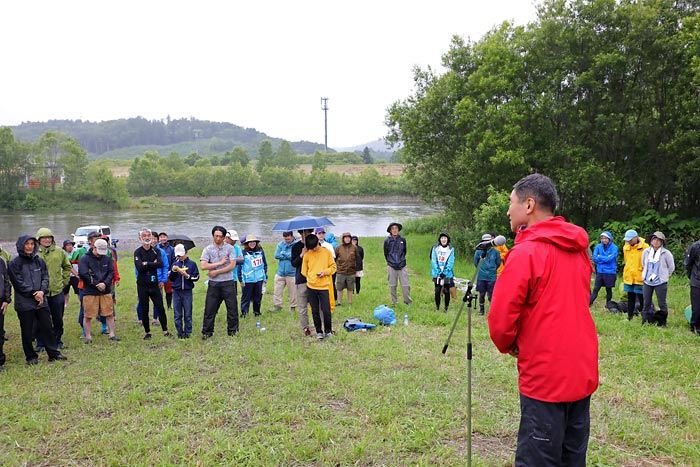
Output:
(256, 140), (274, 173)
(273, 140), (298, 168)
(311, 150), (327, 172)
(387, 0), (700, 226)
(0, 127), (29, 207)
(361, 147), (374, 164)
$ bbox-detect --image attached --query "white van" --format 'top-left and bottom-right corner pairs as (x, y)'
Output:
(72, 225), (111, 249)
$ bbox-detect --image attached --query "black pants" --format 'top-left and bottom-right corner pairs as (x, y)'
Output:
(516, 394), (591, 467)
(627, 291), (644, 320)
(35, 292), (65, 347)
(642, 282), (668, 326)
(202, 280), (238, 336)
(138, 285), (168, 333)
(307, 287), (332, 334)
(355, 276), (361, 294)
(17, 306), (60, 361)
(434, 284), (451, 310)
(690, 286), (700, 332)
(0, 310), (5, 366)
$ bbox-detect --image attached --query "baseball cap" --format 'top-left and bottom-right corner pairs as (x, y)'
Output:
(94, 239), (109, 255)
(227, 230), (239, 241)
(623, 229), (638, 241)
(63, 240), (75, 247)
(651, 231), (666, 241)
(481, 233), (493, 241)
(87, 231), (101, 240)
(174, 244), (186, 257)
(315, 227), (326, 234)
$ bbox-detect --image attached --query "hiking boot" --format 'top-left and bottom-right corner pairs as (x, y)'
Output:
(144, 333), (152, 340)
(304, 327), (311, 336)
(48, 354), (68, 362)
(26, 358), (39, 366)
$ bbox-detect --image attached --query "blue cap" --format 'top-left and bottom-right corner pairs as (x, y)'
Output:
(623, 229), (638, 241)
(600, 231), (612, 241)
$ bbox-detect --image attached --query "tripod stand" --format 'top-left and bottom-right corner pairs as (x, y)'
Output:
(442, 254), (485, 467)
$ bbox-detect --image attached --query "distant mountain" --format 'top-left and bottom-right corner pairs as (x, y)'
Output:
(335, 138), (397, 153)
(8, 117), (327, 159)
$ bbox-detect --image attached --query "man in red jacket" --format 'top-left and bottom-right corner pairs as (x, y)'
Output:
(488, 174), (599, 467)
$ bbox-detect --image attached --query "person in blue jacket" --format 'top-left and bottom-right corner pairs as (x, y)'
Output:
(239, 235), (268, 317)
(430, 232), (455, 312)
(473, 233), (501, 315)
(272, 231), (297, 312)
(589, 231), (619, 306)
(168, 244), (199, 339)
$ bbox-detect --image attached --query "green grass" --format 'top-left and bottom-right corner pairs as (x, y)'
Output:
(1, 234), (699, 466)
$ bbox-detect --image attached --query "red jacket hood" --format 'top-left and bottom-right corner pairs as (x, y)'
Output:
(515, 216), (589, 253)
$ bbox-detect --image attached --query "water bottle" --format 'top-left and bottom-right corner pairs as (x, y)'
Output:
(404, 314), (409, 326)
(256, 320), (261, 332)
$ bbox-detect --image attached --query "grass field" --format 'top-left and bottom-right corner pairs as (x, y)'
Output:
(1, 234), (699, 466)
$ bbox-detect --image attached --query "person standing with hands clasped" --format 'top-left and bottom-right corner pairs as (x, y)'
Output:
(488, 174), (598, 467)
(589, 231), (619, 307)
(169, 244), (199, 339)
(641, 231), (674, 326)
(430, 232), (455, 312)
(384, 222), (412, 306)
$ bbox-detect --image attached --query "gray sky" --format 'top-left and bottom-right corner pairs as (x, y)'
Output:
(1, 1), (539, 149)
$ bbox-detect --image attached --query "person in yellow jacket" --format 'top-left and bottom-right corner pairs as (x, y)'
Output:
(301, 234), (337, 339)
(488, 231), (509, 277)
(622, 229), (648, 321)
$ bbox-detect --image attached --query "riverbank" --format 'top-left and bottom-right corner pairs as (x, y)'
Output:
(155, 195), (422, 204)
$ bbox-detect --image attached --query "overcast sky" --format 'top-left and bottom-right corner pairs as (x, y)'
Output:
(1, 1), (539, 149)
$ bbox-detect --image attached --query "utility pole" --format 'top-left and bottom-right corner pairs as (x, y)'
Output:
(321, 97), (329, 152)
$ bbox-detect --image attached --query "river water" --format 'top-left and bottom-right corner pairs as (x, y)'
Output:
(0, 197), (438, 252)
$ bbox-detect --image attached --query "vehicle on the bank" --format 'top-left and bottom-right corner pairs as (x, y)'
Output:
(72, 225), (111, 249)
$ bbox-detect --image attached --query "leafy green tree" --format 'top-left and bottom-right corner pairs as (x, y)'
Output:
(256, 140), (274, 173)
(388, 0), (700, 227)
(35, 131), (88, 194)
(226, 147), (250, 167)
(0, 127), (29, 207)
(183, 153), (202, 167)
(361, 147), (374, 164)
(273, 140), (299, 168)
(85, 165), (129, 207)
(311, 150), (327, 172)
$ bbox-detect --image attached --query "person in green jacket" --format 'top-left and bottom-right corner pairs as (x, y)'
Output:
(35, 228), (72, 350)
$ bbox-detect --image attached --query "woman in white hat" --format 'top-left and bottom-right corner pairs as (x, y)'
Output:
(641, 231), (675, 326)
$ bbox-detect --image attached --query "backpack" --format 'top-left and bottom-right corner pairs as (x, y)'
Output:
(343, 318), (377, 332)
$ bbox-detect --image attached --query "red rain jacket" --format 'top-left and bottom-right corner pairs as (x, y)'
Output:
(488, 216), (599, 403)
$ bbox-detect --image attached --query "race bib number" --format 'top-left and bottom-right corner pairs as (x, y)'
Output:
(251, 257), (263, 268)
(437, 253), (447, 263)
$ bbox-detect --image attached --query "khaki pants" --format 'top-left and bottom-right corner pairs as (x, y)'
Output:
(273, 274), (297, 308)
(387, 266), (412, 305)
(296, 283), (309, 330)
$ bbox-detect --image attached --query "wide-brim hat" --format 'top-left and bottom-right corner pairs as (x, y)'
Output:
(387, 222), (402, 233)
(342, 232), (352, 238)
(481, 233), (493, 241)
(244, 235), (260, 244)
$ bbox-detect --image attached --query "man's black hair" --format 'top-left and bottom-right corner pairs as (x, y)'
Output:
(513, 173), (558, 214)
(305, 234), (319, 250)
(212, 225), (227, 237)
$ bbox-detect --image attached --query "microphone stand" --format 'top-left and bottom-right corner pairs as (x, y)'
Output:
(442, 251), (485, 467)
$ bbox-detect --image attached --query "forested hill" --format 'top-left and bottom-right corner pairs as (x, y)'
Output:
(9, 117), (327, 159)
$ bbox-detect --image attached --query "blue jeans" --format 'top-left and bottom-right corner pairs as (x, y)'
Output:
(173, 288), (193, 337)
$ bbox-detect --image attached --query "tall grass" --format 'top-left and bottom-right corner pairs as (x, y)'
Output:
(1, 234), (699, 466)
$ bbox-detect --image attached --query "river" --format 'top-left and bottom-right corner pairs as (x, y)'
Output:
(0, 197), (438, 252)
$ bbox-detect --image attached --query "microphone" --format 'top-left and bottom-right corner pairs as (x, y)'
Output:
(475, 235), (506, 250)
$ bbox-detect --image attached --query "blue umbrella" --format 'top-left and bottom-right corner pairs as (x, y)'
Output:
(271, 215), (335, 232)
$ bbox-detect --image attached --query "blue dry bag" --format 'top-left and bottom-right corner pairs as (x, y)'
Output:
(373, 305), (397, 326)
